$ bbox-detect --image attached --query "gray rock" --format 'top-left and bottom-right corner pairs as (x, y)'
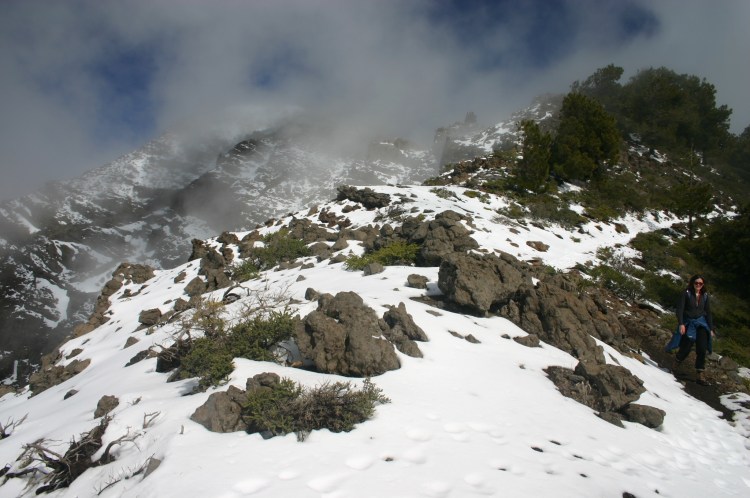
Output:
(294, 291), (400, 376)
(406, 274), (429, 289)
(621, 403), (665, 428)
(190, 385), (247, 433)
(94, 395), (120, 418)
(363, 262), (385, 275)
(138, 308), (163, 326)
(513, 334), (541, 348)
(438, 252), (527, 316)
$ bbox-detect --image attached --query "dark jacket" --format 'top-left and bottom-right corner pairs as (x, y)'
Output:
(676, 289), (713, 331)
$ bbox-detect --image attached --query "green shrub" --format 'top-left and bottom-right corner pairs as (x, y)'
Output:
(242, 378), (390, 440)
(345, 241), (419, 270)
(630, 232), (682, 273)
(228, 310), (295, 362)
(243, 377), (302, 436)
(245, 229), (310, 271)
(179, 337), (235, 390)
(229, 260), (260, 282)
(430, 187), (457, 200)
(178, 309), (296, 390)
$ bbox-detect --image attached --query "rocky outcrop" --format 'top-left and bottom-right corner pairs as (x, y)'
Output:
(28, 350), (91, 395)
(438, 252), (528, 315)
(382, 302), (429, 358)
(73, 263), (156, 337)
(295, 292), (429, 376)
(545, 361), (664, 429)
(190, 385), (248, 433)
(402, 210), (479, 266)
(336, 186), (391, 209)
(295, 292), (400, 376)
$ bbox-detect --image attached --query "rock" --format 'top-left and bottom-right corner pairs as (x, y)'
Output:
(94, 395), (120, 418)
(382, 302), (428, 357)
(363, 262), (385, 275)
(184, 277), (207, 297)
(574, 361), (645, 413)
(63, 389), (78, 400)
(513, 334), (541, 348)
(404, 210), (479, 266)
(336, 185), (391, 209)
(438, 252), (527, 315)
(497, 273), (627, 364)
(546, 361), (648, 426)
(125, 349), (150, 367)
(406, 274), (428, 289)
(294, 291), (400, 376)
(621, 403), (665, 428)
(124, 336), (139, 348)
(190, 385), (247, 433)
(138, 308), (163, 326)
(29, 354), (91, 395)
(526, 240), (550, 252)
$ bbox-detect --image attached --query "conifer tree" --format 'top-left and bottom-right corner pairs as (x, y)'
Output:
(516, 120), (552, 192)
(551, 93), (620, 182)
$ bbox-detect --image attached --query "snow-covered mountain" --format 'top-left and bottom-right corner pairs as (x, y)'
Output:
(2, 104), (495, 383)
(1, 176), (748, 497)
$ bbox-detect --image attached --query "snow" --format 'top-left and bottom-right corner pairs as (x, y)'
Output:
(0, 183), (748, 497)
(34, 278), (70, 327)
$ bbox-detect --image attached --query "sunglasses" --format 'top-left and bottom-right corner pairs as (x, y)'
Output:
(694, 281), (704, 286)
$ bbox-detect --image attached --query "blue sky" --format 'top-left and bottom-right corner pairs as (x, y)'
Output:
(1, 0), (749, 201)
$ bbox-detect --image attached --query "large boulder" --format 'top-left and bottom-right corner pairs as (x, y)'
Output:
(499, 274), (626, 364)
(336, 185), (391, 209)
(438, 252), (527, 315)
(401, 210), (479, 266)
(190, 385), (247, 433)
(294, 292), (400, 376)
(382, 302), (429, 357)
(545, 361), (662, 429)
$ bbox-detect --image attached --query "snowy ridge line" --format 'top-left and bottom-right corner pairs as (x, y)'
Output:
(0, 183), (748, 497)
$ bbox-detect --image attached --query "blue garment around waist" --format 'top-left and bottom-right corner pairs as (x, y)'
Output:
(664, 316), (712, 353)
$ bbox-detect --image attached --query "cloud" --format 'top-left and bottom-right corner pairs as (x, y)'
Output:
(1, 0), (748, 201)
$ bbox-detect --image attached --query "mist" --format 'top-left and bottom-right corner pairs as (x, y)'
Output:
(1, 0), (749, 201)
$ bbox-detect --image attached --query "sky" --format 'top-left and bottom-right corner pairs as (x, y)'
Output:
(1, 182), (749, 497)
(1, 0), (749, 201)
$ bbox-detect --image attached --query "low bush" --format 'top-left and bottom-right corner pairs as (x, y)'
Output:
(245, 229), (310, 271)
(242, 378), (390, 440)
(345, 241), (419, 270)
(229, 260), (260, 282)
(178, 309), (296, 390)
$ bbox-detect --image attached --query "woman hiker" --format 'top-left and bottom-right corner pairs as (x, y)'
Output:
(667, 274), (715, 385)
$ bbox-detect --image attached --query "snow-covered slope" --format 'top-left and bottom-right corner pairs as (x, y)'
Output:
(0, 114), (440, 383)
(1, 183), (748, 497)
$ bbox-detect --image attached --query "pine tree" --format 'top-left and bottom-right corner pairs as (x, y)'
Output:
(515, 120), (552, 193)
(551, 93), (620, 182)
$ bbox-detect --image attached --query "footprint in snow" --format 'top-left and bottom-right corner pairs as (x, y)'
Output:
(306, 472), (349, 493)
(345, 454), (375, 470)
(406, 428), (433, 441)
(232, 477), (270, 494)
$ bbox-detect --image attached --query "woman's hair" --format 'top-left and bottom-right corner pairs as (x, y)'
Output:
(687, 274), (708, 293)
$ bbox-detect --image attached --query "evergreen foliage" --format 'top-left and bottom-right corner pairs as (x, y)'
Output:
(345, 241), (419, 270)
(515, 119), (552, 192)
(551, 93), (621, 182)
(178, 309), (296, 390)
(244, 229), (311, 271)
(242, 378), (391, 440)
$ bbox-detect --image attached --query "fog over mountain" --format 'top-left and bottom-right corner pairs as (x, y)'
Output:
(1, 0), (750, 201)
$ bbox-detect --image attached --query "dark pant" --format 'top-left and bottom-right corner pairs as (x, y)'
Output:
(676, 327), (710, 370)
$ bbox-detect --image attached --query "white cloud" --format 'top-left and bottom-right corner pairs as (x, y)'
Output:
(1, 0), (748, 201)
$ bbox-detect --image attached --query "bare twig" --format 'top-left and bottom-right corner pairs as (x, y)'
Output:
(0, 413), (28, 439)
(142, 411), (160, 429)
